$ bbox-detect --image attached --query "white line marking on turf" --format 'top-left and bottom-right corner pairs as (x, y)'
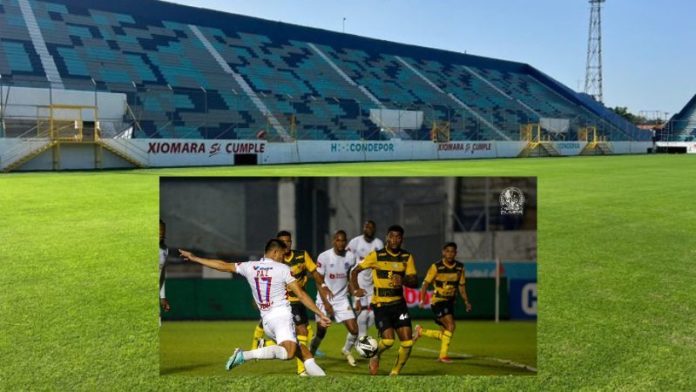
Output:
(415, 347), (537, 372)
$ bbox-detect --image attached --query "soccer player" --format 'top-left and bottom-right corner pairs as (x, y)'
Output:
(159, 220), (170, 326)
(178, 239), (331, 376)
(414, 242), (472, 363)
(250, 230), (332, 375)
(349, 225), (418, 376)
(347, 220), (383, 340)
(308, 230), (360, 366)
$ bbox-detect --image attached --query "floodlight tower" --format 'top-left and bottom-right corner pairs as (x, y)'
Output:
(584, 0), (605, 103)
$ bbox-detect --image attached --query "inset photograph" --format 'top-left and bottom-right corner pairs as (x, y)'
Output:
(159, 177), (537, 376)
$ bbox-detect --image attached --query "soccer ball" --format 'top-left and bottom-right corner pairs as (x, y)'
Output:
(355, 335), (378, 358)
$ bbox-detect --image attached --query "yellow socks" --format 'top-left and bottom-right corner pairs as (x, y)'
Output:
(251, 323), (265, 349)
(439, 330), (453, 359)
(423, 329), (442, 339)
(390, 340), (413, 375)
(377, 338), (394, 357)
(307, 324), (314, 345)
(296, 335), (308, 374)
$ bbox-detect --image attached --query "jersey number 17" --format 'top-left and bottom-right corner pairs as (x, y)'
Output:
(254, 277), (272, 307)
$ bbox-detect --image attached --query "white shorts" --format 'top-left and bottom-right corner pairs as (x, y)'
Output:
(316, 296), (356, 323)
(262, 309), (297, 344)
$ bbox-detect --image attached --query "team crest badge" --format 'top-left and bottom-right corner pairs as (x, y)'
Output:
(500, 187), (525, 215)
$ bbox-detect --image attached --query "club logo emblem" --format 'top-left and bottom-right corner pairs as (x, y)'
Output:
(500, 187), (525, 215)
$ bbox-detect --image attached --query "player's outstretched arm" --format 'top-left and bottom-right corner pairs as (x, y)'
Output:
(287, 281), (332, 328)
(178, 249), (237, 273)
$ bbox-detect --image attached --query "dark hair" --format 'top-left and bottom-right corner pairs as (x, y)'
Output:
(443, 242), (457, 250)
(159, 219), (166, 227)
(276, 230), (292, 238)
(334, 229), (347, 238)
(265, 238), (287, 253)
(387, 224), (404, 235)
(365, 220), (376, 227)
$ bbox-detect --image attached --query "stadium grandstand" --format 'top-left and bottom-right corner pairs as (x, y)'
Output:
(662, 94), (696, 141)
(0, 0), (653, 170)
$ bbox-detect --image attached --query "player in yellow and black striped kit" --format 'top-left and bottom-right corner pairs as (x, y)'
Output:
(414, 242), (472, 363)
(250, 230), (332, 376)
(349, 224), (418, 376)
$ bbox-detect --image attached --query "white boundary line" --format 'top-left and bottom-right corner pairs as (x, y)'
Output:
(415, 347), (537, 372)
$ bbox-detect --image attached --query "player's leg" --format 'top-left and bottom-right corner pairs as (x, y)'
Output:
(294, 340), (326, 376)
(365, 295), (375, 331)
(309, 301), (328, 355)
(416, 325), (444, 340)
(389, 302), (413, 376)
(251, 319), (264, 349)
(307, 323), (314, 348)
(356, 297), (370, 337)
(309, 324), (327, 355)
(341, 318), (359, 366)
(292, 303), (311, 375)
(366, 307), (375, 331)
(333, 299), (358, 366)
(295, 322), (309, 375)
(227, 315), (294, 370)
(414, 301), (446, 342)
(369, 326), (394, 375)
(370, 304), (396, 375)
(437, 314), (455, 363)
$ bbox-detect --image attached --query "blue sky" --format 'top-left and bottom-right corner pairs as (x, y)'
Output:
(169, 0), (695, 117)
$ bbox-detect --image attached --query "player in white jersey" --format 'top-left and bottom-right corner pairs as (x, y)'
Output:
(179, 239), (331, 376)
(159, 220), (170, 326)
(347, 221), (383, 338)
(308, 230), (360, 366)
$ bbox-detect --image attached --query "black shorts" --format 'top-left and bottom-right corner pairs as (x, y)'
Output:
(290, 302), (309, 326)
(432, 300), (455, 326)
(374, 300), (412, 334)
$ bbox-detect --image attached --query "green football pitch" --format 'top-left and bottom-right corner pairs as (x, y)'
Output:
(160, 320), (536, 377)
(1, 154), (694, 391)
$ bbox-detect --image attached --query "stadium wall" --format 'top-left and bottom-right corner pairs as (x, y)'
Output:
(0, 139), (655, 170)
(162, 277), (510, 321)
(655, 141), (696, 153)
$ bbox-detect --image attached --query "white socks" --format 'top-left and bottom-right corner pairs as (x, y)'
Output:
(343, 333), (358, 353)
(303, 358), (326, 376)
(357, 309), (374, 337)
(239, 345), (325, 376)
(242, 345), (288, 361)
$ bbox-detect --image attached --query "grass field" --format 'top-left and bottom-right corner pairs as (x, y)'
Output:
(160, 320), (536, 377)
(1, 154), (695, 391)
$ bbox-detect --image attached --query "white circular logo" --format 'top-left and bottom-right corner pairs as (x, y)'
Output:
(500, 187), (525, 215)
